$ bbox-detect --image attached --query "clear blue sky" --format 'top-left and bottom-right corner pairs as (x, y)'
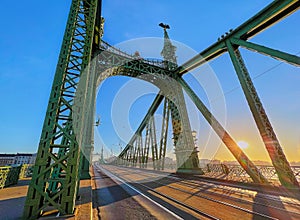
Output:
(0, 1), (299, 162)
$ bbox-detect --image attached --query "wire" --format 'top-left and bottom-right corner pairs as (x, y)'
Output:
(210, 51), (300, 103)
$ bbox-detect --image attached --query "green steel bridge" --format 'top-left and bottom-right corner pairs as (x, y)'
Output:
(7, 0), (298, 219)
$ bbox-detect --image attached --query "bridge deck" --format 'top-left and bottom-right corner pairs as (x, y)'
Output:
(94, 164), (300, 220)
(2, 166), (299, 219)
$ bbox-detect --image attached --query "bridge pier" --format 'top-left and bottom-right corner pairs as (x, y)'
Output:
(175, 148), (203, 174)
(168, 89), (203, 175)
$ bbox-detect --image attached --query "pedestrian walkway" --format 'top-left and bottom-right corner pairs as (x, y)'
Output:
(0, 177), (92, 220)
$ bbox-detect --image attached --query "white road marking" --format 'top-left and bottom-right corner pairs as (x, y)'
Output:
(96, 165), (183, 220)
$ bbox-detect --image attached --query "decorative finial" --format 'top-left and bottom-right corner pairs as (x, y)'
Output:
(159, 22), (177, 69)
(159, 23), (170, 30)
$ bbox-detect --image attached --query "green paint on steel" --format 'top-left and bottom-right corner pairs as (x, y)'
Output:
(23, 1), (300, 218)
(0, 166), (22, 189)
(119, 93), (164, 158)
(177, 0), (300, 74)
(178, 77), (269, 184)
(23, 0), (100, 219)
(226, 40), (299, 189)
(230, 38), (300, 67)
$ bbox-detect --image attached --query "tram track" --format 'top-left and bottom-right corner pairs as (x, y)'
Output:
(105, 167), (276, 219)
(95, 164), (300, 219)
(130, 169), (300, 215)
(111, 165), (300, 211)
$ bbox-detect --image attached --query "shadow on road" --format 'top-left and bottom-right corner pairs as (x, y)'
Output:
(252, 189), (293, 220)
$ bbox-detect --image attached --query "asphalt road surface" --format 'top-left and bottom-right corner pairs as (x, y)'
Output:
(92, 164), (300, 220)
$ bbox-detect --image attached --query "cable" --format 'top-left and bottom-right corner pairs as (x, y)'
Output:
(210, 51), (300, 103)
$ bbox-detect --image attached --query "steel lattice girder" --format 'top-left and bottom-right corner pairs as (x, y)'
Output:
(225, 41), (299, 188)
(178, 77), (268, 184)
(119, 99), (169, 170)
(230, 38), (300, 67)
(119, 93), (164, 158)
(95, 49), (172, 79)
(177, 0), (300, 74)
(96, 45), (268, 182)
(23, 0), (99, 219)
(158, 98), (170, 170)
(172, 0), (300, 188)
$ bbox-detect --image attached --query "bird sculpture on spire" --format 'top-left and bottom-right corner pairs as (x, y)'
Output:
(159, 23), (170, 30)
(159, 23), (177, 69)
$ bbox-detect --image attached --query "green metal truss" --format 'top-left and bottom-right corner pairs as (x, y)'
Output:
(173, 0), (300, 188)
(98, 29), (266, 182)
(115, 1), (300, 187)
(24, 1), (300, 218)
(99, 26), (203, 173)
(23, 0), (100, 218)
(177, 0), (300, 74)
(226, 41), (299, 188)
(177, 77), (269, 184)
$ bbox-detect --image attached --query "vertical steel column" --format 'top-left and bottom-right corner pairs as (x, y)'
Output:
(139, 135), (145, 168)
(125, 145), (131, 166)
(133, 140), (138, 166)
(137, 136), (142, 168)
(159, 98), (170, 170)
(150, 116), (159, 169)
(160, 24), (201, 173)
(142, 132), (148, 168)
(131, 143), (135, 166)
(80, 0), (102, 179)
(226, 41), (299, 188)
(23, 0), (98, 219)
(80, 62), (97, 179)
(144, 123), (154, 169)
(169, 87), (202, 173)
(130, 142), (135, 166)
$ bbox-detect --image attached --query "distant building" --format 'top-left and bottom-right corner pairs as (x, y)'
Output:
(0, 153), (36, 166)
(14, 153), (35, 165)
(0, 154), (15, 166)
(30, 153), (37, 164)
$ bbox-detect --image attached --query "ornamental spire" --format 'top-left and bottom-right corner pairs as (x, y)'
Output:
(159, 23), (177, 70)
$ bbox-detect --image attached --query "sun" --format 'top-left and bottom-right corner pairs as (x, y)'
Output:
(237, 141), (249, 149)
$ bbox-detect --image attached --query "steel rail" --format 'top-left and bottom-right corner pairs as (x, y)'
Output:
(99, 165), (293, 219)
(102, 166), (300, 219)
(116, 166), (300, 208)
(95, 164), (219, 220)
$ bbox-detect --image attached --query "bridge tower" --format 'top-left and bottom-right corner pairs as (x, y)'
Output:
(23, 1), (300, 218)
(23, 0), (102, 218)
(159, 23), (202, 173)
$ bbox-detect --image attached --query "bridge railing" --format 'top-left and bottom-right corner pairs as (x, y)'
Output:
(19, 164), (33, 179)
(0, 164), (33, 189)
(100, 40), (135, 59)
(142, 58), (165, 68)
(100, 40), (166, 68)
(202, 164), (300, 185)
